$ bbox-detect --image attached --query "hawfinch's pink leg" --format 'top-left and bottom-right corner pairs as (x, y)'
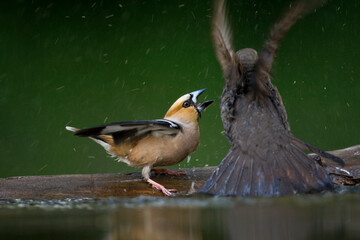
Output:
(147, 179), (177, 196)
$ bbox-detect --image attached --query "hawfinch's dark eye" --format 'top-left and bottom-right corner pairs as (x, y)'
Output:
(182, 100), (191, 108)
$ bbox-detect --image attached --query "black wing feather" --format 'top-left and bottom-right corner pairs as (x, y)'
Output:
(74, 119), (180, 144)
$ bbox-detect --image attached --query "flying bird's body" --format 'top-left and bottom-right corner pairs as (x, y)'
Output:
(67, 89), (213, 196)
(198, 0), (344, 196)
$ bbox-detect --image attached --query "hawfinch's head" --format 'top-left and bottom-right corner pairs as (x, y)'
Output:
(164, 89), (213, 124)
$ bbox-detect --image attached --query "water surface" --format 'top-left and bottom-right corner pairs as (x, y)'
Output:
(1, 186), (360, 240)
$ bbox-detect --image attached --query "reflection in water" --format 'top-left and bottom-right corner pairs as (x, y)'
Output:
(104, 194), (360, 240)
(0, 193), (359, 240)
(107, 207), (203, 240)
(222, 199), (359, 240)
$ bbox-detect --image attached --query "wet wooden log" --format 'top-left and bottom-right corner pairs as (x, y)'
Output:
(0, 145), (359, 200)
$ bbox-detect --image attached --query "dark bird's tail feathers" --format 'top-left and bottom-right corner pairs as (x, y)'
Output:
(198, 137), (335, 196)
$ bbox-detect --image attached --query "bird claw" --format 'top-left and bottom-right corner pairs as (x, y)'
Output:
(147, 178), (177, 196)
(151, 168), (187, 176)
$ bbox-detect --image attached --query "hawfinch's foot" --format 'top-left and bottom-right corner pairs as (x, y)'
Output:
(151, 168), (187, 176)
(147, 179), (177, 196)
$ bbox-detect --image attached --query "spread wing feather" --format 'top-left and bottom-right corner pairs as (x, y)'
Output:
(73, 119), (180, 145)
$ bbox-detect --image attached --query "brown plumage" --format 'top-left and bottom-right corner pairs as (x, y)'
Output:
(198, 0), (344, 196)
(67, 89), (213, 196)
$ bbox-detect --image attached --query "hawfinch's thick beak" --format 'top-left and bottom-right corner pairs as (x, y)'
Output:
(190, 88), (214, 113)
(197, 100), (214, 112)
(189, 89), (205, 102)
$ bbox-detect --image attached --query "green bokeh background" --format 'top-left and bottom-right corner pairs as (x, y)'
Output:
(0, 0), (359, 178)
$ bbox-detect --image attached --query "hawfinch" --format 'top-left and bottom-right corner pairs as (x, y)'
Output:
(66, 89), (213, 196)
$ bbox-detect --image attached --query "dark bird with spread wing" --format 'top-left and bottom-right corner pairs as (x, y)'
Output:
(198, 0), (344, 196)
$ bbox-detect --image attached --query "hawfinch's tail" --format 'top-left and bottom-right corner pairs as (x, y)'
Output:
(65, 126), (113, 155)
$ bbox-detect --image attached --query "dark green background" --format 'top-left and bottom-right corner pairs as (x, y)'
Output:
(0, 0), (359, 178)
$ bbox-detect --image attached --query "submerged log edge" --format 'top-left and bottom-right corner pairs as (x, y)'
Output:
(0, 145), (359, 200)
